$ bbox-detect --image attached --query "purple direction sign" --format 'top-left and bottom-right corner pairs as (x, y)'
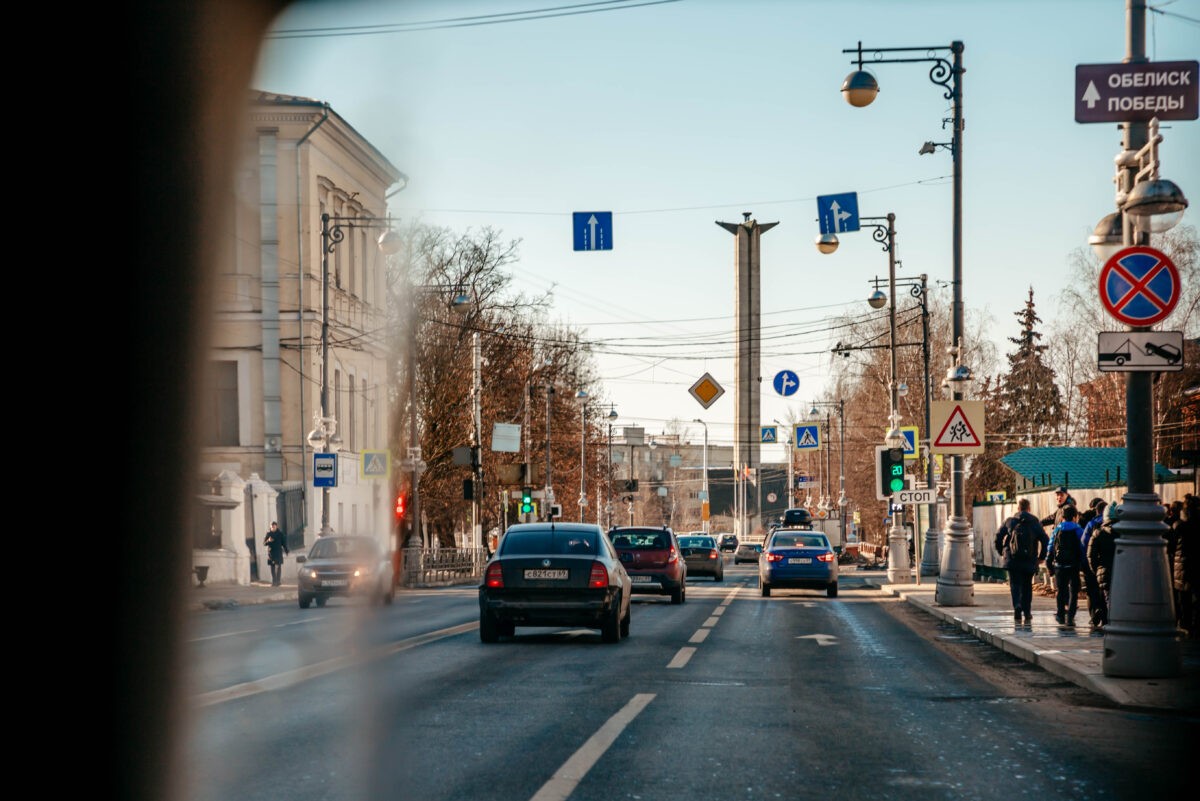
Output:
(1098, 246), (1180, 327)
(1075, 61), (1198, 123)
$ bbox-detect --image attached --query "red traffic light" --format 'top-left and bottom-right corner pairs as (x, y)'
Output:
(394, 492), (407, 519)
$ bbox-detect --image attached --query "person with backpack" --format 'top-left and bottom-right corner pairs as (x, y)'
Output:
(1088, 503), (1121, 627)
(1047, 505), (1086, 625)
(1080, 499), (1108, 626)
(996, 498), (1049, 625)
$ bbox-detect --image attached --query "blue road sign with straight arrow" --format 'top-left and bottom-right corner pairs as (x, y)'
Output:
(816, 192), (860, 234)
(773, 369), (799, 396)
(573, 211), (612, 251)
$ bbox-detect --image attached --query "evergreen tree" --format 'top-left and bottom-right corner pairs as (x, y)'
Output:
(998, 287), (1064, 447)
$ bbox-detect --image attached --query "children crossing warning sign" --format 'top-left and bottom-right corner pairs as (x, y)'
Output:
(930, 401), (985, 454)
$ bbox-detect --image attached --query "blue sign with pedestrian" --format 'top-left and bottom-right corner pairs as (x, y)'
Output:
(816, 192), (860, 234)
(794, 425), (820, 451)
(573, 211), (612, 251)
(772, 369), (800, 396)
(761, 426), (778, 444)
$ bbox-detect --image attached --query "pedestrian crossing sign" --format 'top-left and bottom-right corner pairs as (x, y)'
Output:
(361, 450), (390, 479)
(761, 426), (778, 443)
(794, 425), (820, 451)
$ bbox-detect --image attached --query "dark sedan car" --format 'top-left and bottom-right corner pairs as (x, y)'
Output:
(609, 525), (687, 604)
(677, 534), (724, 581)
(759, 530), (839, 598)
(719, 534), (739, 552)
(295, 535), (395, 609)
(734, 542), (763, 564)
(478, 523), (631, 643)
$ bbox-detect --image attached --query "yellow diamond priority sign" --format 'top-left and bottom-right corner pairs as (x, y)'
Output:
(689, 372), (725, 409)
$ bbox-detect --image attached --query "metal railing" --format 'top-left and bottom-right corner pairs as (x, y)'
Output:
(398, 547), (488, 587)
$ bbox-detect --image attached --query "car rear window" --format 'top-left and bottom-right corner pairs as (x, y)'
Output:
(610, 530), (671, 550)
(678, 537), (715, 548)
(500, 530), (599, 555)
(771, 534), (828, 549)
(309, 538), (378, 560)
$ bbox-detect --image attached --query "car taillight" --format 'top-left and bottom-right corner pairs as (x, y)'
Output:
(485, 563), (504, 588)
(667, 547), (678, 563)
(817, 552), (836, 563)
(589, 562), (609, 588)
(765, 552), (784, 563)
(708, 549), (719, 560)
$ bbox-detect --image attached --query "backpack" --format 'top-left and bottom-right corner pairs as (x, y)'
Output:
(1005, 516), (1035, 560)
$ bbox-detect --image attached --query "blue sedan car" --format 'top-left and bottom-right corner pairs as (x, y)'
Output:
(759, 530), (839, 598)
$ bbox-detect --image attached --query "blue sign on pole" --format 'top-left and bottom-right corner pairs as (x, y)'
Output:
(772, 369), (800, 396)
(761, 426), (778, 444)
(314, 452), (338, 487)
(816, 192), (860, 235)
(794, 425), (820, 451)
(573, 211), (613, 251)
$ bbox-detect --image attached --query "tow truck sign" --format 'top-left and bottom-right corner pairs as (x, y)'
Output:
(1097, 331), (1184, 372)
(1075, 61), (1198, 123)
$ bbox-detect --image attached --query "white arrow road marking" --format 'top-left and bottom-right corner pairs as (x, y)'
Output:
(797, 634), (838, 646)
(1082, 80), (1101, 108)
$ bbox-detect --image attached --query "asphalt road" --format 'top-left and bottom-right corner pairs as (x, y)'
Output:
(183, 564), (1195, 801)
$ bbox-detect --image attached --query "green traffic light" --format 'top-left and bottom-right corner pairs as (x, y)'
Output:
(889, 477), (906, 492)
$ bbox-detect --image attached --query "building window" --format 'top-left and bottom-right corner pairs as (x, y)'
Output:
(335, 369), (342, 444)
(202, 361), (239, 446)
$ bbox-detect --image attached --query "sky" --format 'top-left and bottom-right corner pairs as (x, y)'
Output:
(253, 0), (1199, 458)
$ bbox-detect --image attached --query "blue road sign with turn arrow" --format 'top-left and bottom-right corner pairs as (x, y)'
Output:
(573, 211), (612, 251)
(817, 192), (860, 234)
(773, 369), (799, 396)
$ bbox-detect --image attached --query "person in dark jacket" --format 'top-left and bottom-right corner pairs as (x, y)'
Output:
(1087, 503), (1120, 627)
(997, 498), (1049, 625)
(1047, 505), (1085, 625)
(1173, 495), (1198, 638)
(264, 521), (289, 586)
(1040, 486), (1077, 530)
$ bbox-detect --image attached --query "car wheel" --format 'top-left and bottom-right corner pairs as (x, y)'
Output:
(620, 604), (630, 638)
(827, 582), (838, 598)
(601, 600), (621, 643)
(715, 570), (723, 582)
(479, 612), (499, 643)
(315, 596), (327, 608)
(670, 585), (683, 604)
(298, 593), (312, 609)
(498, 620), (515, 638)
(761, 582), (771, 597)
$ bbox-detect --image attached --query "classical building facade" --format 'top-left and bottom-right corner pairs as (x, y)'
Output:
(195, 92), (406, 582)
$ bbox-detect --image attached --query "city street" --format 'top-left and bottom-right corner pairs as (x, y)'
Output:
(183, 563), (1195, 801)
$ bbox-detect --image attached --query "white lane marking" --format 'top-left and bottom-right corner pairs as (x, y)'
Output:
(689, 628), (711, 644)
(703, 616), (720, 627)
(666, 647), (696, 669)
(194, 621), (477, 707)
(720, 588), (741, 606)
(797, 633), (838, 646)
(529, 693), (655, 801)
(711, 607), (726, 617)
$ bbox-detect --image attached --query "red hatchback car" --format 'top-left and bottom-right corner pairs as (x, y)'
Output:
(608, 526), (687, 604)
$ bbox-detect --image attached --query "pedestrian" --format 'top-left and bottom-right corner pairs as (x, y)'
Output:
(1078, 497), (1104, 533)
(1080, 499), (1108, 626)
(1173, 494), (1198, 638)
(996, 498), (1049, 625)
(1047, 505), (1085, 625)
(264, 521), (288, 586)
(1039, 487), (1076, 591)
(1087, 502), (1120, 627)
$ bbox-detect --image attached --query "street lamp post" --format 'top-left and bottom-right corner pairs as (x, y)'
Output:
(575, 390), (588, 523)
(840, 39), (974, 604)
(606, 406), (618, 528)
(313, 213), (402, 537)
(772, 418), (793, 511)
(816, 212), (909, 582)
(693, 419), (709, 532)
(1090, 1), (1189, 679)
(808, 401), (847, 551)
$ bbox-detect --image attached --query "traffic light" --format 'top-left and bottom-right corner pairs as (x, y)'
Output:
(520, 487), (534, 515)
(394, 491), (407, 520)
(878, 446), (906, 499)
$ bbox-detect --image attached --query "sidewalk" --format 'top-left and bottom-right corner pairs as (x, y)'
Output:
(868, 574), (1200, 712)
(189, 574), (1199, 711)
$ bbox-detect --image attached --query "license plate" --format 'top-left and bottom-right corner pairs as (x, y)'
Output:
(524, 569), (568, 580)
(788, 558), (812, 564)
(631, 575), (652, 583)
(322, 579), (349, 587)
